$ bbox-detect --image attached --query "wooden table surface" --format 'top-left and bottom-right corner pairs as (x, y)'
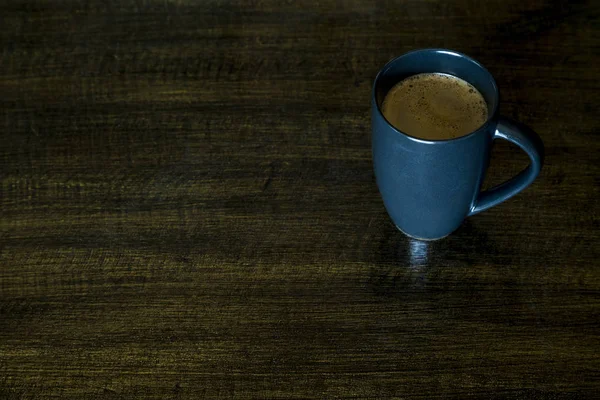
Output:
(1, 1), (599, 398)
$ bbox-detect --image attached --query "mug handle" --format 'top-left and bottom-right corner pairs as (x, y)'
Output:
(468, 116), (544, 216)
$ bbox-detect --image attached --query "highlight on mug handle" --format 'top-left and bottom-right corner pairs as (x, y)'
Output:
(468, 116), (544, 216)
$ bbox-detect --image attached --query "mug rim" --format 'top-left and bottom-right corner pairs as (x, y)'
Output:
(372, 48), (500, 144)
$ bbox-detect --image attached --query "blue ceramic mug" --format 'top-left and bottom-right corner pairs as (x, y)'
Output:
(372, 49), (544, 240)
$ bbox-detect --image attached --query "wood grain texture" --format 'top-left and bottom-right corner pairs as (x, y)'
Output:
(1, 0), (599, 398)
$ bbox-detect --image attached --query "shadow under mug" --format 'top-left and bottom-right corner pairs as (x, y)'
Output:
(372, 49), (544, 240)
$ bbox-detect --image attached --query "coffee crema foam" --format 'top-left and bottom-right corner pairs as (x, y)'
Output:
(382, 73), (488, 140)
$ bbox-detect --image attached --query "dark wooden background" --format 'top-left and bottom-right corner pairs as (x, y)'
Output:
(1, 0), (599, 398)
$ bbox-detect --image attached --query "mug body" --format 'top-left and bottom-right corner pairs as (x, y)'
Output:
(372, 49), (499, 240)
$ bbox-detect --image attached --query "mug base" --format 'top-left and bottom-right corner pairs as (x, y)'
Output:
(395, 225), (451, 241)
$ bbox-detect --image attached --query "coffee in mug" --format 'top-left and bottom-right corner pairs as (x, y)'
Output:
(381, 73), (488, 141)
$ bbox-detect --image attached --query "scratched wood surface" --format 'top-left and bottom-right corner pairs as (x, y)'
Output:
(1, 0), (599, 398)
